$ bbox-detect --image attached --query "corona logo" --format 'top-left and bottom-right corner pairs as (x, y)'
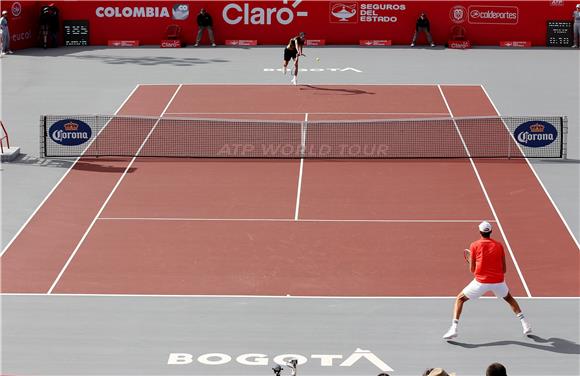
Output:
(64, 122), (79, 131)
(49, 119), (92, 146)
(514, 120), (558, 148)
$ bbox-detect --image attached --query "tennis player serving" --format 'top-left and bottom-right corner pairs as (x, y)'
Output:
(443, 221), (532, 340)
(283, 32), (306, 85)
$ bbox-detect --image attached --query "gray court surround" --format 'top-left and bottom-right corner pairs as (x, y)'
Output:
(1, 46), (579, 375)
(2, 296), (579, 375)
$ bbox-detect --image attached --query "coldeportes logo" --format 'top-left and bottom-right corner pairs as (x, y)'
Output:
(468, 6), (518, 24)
(49, 119), (92, 146)
(330, 3), (357, 23)
(449, 5), (467, 24)
(513, 121), (557, 148)
(172, 4), (189, 20)
(223, 0), (309, 25)
(96, 6), (171, 18)
(11, 1), (22, 17)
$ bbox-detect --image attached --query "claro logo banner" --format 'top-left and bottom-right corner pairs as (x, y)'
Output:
(222, 1), (309, 25)
(468, 5), (519, 25)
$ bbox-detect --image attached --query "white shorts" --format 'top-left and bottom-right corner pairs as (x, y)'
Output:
(462, 279), (509, 299)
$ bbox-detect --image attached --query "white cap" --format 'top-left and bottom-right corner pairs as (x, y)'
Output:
(479, 221), (492, 233)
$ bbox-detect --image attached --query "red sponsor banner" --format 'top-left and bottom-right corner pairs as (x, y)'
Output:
(448, 40), (471, 49)
(359, 39), (392, 46)
(161, 39), (182, 48)
(468, 5), (519, 25)
(8, 1), (575, 49)
(108, 40), (140, 47)
(306, 39), (326, 46)
(500, 40), (532, 47)
(225, 39), (258, 46)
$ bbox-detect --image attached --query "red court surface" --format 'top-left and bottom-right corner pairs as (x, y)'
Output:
(1, 84), (578, 297)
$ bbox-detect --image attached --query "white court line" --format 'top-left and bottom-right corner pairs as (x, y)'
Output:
(0, 292), (577, 299)
(437, 85), (532, 298)
(97, 218), (495, 223)
(163, 112), (451, 116)
(0, 85), (141, 259)
(294, 113), (307, 220)
(139, 83), (484, 87)
(46, 85), (184, 294)
(480, 85), (579, 250)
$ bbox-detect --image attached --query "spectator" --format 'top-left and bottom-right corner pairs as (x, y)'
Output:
(411, 12), (435, 47)
(424, 368), (456, 376)
(194, 8), (216, 47)
(39, 5), (51, 48)
(47, 3), (60, 48)
(0, 10), (12, 54)
(573, 3), (580, 48)
(486, 362), (508, 376)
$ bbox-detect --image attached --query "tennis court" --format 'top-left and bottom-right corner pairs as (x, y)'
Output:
(2, 84), (577, 298)
(2, 60), (579, 374)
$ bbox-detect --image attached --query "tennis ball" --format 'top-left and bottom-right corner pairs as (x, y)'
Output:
(315, 57), (320, 62)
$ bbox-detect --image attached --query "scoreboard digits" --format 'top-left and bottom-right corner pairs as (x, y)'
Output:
(64, 20), (89, 47)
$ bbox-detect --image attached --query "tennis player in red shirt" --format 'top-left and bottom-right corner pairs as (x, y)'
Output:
(443, 221), (532, 340)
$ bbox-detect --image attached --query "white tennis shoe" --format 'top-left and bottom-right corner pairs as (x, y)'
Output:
(522, 321), (532, 335)
(291, 76), (297, 85)
(442, 327), (458, 340)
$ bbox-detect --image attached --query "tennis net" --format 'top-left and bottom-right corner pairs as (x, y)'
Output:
(40, 115), (567, 159)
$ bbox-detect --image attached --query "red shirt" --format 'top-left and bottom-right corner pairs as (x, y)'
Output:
(470, 237), (505, 283)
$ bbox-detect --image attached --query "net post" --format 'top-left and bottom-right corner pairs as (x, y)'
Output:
(40, 115), (47, 158)
(561, 116), (567, 160)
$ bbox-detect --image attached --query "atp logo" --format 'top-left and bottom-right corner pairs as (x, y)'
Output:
(329, 2), (357, 23)
(11, 1), (22, 17)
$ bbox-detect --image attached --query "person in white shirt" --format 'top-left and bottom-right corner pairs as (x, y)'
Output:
(0, 10), (13, 54)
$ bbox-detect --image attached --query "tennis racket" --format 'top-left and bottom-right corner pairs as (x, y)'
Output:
(463, 249), (471, 264)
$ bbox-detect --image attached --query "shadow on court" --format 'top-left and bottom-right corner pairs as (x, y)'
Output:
(9, 154), (75, 169)
(299, 85), (376, 95)
(448, 335), (580, 354)
(73, 160), (137, 174)
(73, 55), (229, 66)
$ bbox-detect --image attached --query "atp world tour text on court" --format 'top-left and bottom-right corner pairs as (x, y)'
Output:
(217, 143), (390, 157)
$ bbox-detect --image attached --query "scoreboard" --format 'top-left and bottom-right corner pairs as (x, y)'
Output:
(546, 20), (573, 47)
(63, 20), (89, 46)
